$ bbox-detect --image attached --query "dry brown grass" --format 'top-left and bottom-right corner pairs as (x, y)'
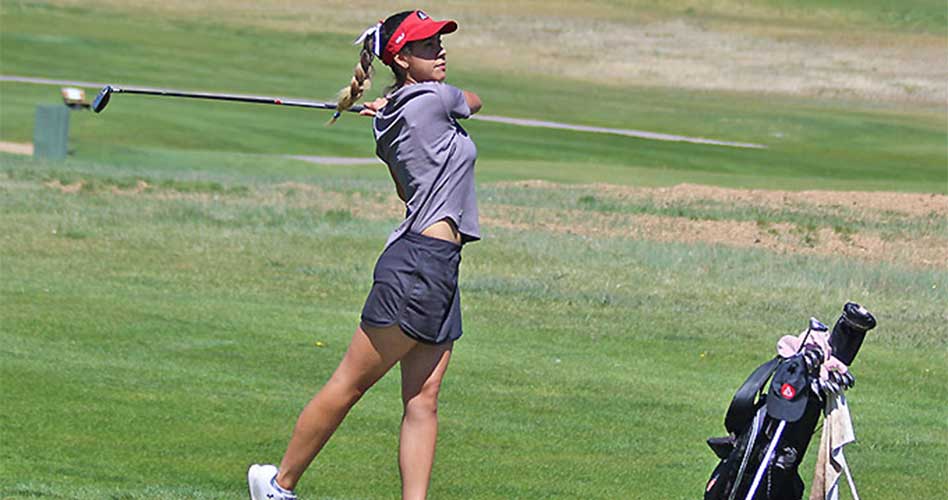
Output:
(482, 203), (947, 268)
(44, 177), (948, 268)
(505, 180), (948, 218)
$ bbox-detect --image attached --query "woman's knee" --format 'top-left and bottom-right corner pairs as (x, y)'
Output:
(325, 325), (415, 404)
(324, 372), (373, 407)
(403, 381), (441, 417)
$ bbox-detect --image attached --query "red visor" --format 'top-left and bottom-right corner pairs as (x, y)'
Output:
(382, 10), (457, 65)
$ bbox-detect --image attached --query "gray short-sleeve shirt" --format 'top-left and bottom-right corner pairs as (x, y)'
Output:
(374, 82), (479, 249)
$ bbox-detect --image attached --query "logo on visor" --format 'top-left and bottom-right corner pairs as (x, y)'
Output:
(780, 383), (797, 400)
(394, 33), (406, 44)
(417, 11), (429, 20)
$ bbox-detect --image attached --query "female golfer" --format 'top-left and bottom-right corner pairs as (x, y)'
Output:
(248, 10), (481, 500)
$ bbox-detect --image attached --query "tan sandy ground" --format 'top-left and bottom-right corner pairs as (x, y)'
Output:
(0, 141), (33, 155)
(482, 203), (947, 268)
(43, 178), (947, 269)
(498, 180), (948, 218)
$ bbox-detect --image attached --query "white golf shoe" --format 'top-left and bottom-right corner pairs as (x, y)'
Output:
(247, 464), (298, 500)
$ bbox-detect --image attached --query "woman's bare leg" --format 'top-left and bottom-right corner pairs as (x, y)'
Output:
(398, 341), (453, 500)
(275, 324), (417, 490)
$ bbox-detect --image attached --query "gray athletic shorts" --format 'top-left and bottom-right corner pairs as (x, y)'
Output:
(361, 232), (462, 344)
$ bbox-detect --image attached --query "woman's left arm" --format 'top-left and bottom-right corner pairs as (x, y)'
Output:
(462, 90), (482, 115)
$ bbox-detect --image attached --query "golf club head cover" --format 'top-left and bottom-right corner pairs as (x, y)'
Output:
(828, 302), (876, 366)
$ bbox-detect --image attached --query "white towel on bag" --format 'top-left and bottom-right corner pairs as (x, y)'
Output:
(810, 395), (860, 500)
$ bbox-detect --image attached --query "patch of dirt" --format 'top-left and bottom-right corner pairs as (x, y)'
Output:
(482, 204), (947, 268)
(44, 179), (83, 193)
(302, 180), (945, 267)
(500, 180), (948, 218)
(111, 180), (150, 195)
(37, 177), (946, 267)
(643, 183), (947, 218)
(0, 141), (33, 156)
(486, 181), (946, 267)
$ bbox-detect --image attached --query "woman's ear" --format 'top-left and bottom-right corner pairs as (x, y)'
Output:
(393, 51), (411, 71)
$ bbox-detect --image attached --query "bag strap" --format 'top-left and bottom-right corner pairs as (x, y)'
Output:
(725, 357), (780, 435)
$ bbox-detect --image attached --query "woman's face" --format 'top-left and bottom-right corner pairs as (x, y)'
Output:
(397, 35), (447, 84)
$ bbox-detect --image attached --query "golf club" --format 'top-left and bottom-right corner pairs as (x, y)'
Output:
(744, 420), (787, 500)
(803, 346), (823, 374)
(809, 380), (823, 401)
(727, 407), (765, 500)
(828, 302), (877, 366)
(794, 318), (826, 357)
(92, 84), (365, 114)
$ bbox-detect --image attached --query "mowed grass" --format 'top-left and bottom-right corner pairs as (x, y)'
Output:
(1, 1), (945, 192)
(1, 153), (946, 499)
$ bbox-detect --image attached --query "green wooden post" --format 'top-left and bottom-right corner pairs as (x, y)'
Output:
(33, 105), (70, 160)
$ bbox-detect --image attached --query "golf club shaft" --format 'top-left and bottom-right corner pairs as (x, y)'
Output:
(98, 85), (364, 113)
(727, 408), (763, 500)
(744, 420), (786, 500)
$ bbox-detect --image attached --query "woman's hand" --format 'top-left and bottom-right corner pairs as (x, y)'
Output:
(359, 97), (388, 117)
(463, 90), (482, 115)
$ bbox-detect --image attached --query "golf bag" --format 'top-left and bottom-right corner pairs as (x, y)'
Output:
(704, 303), (876, 500)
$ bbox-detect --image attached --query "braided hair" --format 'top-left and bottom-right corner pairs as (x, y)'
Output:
(329, 11), (413, 124)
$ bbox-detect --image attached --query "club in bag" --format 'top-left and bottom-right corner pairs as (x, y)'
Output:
(744, 420), (787, 500)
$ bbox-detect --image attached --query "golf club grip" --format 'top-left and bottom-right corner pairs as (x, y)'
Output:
(110, 86), (364, 112)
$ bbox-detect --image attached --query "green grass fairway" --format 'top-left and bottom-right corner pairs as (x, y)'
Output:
(1, 152), (945, 499)
(1, 0), (946, 498)
(1, 1), (945, 193)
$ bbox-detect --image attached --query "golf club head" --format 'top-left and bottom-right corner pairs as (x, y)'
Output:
(803, 346), (823, 373)
(828, 380), (841, 394)
(92, 85), (113, 113)
(808, 317), (828, 332)
(809, 380), (824, 401)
